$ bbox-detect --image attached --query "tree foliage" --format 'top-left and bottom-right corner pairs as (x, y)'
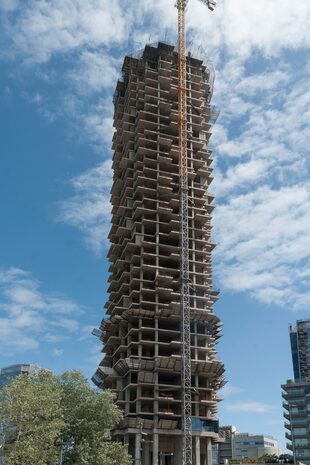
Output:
(0, 370), (130, 465)
(258, 454), (280, 463)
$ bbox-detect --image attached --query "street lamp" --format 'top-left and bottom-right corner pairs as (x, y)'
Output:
(0, 444), (4, 465)
(137, 418), (148, 465)
(58, 442), (64, 465)
(58, 440), (74, 465)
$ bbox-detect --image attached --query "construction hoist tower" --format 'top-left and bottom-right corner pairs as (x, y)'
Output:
(176, 2), (217, 465)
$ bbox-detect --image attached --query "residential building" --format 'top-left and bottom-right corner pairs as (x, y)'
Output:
(282, 319), (310, 465)
(289, 320), (310, 381)
(92, 42), (225, 465)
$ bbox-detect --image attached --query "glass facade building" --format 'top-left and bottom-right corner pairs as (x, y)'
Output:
(0, 364), (42, 465)
(0, 364), (40, 389)
(282, 320), (310, 465)
(289, 320), (310, 381)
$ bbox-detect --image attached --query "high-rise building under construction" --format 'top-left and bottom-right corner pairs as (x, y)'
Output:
(93, 42), (225, 465)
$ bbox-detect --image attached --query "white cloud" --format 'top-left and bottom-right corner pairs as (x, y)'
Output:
(0, 267), (82, 354)
(52, 348), (64, 357)
(87, 344), (104, 367)
(0, 319), (38, 351)
(219, 384), (244, 398)
(57, 159), (112, 255)
(214, 184), (310, 309)
(3, 1), (309, 66)
(83, 109), (114, 148)
(68, 51), (119, 95)
(188, 0), (310, 59)
(235, 70), (290, 96)
(224, 401), (274, 414)
(79, 325), (96, 341)
(1, 0), (310, 311)
(209, 52), (310, 310)
(267, 419), (284, 426)
(0, 0), (19, 12)
(53, 318), (79, 332)
(48, 93), (114, 151)
(4, 0), (129, 64)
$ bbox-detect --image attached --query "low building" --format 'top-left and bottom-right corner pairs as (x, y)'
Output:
(233, 433), (279, 460)
(218, 427), (279, 463)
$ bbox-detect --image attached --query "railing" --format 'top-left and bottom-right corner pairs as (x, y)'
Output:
(192, 418), (219, 433)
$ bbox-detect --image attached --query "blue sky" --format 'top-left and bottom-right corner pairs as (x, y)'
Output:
(1, 0), (310, 452)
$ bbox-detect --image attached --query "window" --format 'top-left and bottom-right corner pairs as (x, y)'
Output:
(293, 428), (307, 435)
(294, 439), (309, 446)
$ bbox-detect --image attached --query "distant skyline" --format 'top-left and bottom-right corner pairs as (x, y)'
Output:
(1, 0), (310, 452)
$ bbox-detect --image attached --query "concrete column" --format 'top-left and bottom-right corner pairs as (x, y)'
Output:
(174, 436), (183, 465)
(153, 433), (159, 465)
(135, 432), (141, 465)
(195, 437), (201, 465)
(137, 385), (142, 414)
(124, 434), (130, 459)
(144, 441), (151, 465)
(206, 438), (212, 465)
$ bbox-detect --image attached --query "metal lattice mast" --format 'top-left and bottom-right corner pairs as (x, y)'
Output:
(176, 2), (192, 465)
(175, 2), (217, 465)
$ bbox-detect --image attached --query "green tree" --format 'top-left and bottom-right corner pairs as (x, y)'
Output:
(0, 369), (63, 465)
(59, 371), (130, 465)
(0, 369), (131, 465)
(259, 453), (279, 463)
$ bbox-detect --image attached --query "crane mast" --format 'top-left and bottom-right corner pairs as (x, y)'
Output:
(176, 2), (217, 465)
(177, 2), (192, 465)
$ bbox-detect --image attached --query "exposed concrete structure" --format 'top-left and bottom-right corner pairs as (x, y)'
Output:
(218, 426), (237, 465)
(93, 42), (225, 465)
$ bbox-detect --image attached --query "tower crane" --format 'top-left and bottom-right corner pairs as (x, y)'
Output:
(175, 2), (217, 465)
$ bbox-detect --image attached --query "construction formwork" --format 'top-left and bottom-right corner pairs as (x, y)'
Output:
(93, 42), (225, 465)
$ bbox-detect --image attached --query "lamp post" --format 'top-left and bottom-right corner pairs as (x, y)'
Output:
(58, 440), (73, 465)
(136, 418), (148, 465)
